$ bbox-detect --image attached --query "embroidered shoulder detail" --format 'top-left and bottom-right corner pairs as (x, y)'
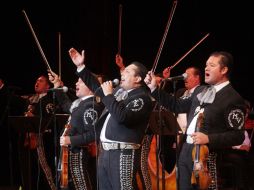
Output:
(227, 108), (245, 130)
(126, 98), (144, 112)
(83, 108), (98, 125)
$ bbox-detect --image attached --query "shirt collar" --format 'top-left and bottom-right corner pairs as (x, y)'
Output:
(38, 93), (47, 99)
(81, 95), (94, 101)
(213, 80), (230, 92)
(189, 85), (200, 94)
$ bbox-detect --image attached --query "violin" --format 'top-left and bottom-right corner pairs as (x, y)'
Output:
(191, 113), (211, 190)
(60, 124), (71, 189)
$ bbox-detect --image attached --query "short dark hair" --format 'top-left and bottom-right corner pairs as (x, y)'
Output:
(131, 61), (148, 82)
(39, 75), (53, 88)
(210, 51), (233, 78)
(188, 66), (202, 82)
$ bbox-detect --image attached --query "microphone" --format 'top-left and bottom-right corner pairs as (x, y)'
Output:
(164, 73), (187, 81)
(47, 86), (68, 93)
(111, 78), (120, 88)
(95, 79), (120, 91)
(100, 79), (120, 88)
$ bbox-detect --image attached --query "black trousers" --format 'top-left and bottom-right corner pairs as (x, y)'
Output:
(97, 148), (140, 190)
(178, 143), (194, 190)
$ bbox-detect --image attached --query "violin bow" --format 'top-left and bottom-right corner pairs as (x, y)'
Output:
(118, 4), (123, 55)
(58, 32), (62, 79)
(170, 33), (210, 70)
(22, 10), (53, 73)
(151, 0), (178, 73)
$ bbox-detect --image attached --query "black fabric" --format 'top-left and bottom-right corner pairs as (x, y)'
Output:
(151, 83), (246, 189)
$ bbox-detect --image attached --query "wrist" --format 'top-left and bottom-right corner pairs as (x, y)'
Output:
(151, 86), (157, 93)
(77, 64), (85, 72)
(54, 81), (63, 88)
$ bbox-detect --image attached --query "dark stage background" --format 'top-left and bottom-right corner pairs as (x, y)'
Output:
(0, 0), (253, 187)
(1, 0), (252, 103)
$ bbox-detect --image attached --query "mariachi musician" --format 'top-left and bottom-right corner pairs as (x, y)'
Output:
(48, 70), (103, 190)
(19, 74), (61, 190)
(145, 51), (246, 189)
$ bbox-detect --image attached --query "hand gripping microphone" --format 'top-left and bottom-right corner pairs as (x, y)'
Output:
(99, 79), (120, 88)
(95, 79), (120, 92)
